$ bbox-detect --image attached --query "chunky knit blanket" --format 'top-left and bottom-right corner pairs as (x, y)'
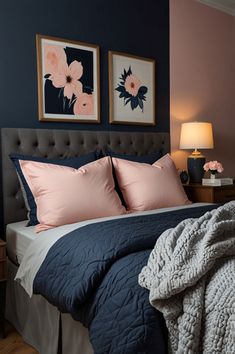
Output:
(139, 201), (235, 354)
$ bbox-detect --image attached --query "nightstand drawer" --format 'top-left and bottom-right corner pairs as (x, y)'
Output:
(214, 187), (235, 203)
(0, 261), (7, 281)
(183, 183), (235, 203)
(0, 245), (6, 261)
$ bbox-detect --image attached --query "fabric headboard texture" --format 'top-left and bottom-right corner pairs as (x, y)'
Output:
(1, 128), (170, 226)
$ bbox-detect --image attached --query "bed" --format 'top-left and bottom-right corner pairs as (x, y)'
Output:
(2, 128), (231, 354)
(2, 127), (171, 354)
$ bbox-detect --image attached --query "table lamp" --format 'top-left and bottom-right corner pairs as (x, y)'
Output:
(180, 122), (214, 183)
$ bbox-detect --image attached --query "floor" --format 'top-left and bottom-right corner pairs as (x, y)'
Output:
(0, 323), (38, 354)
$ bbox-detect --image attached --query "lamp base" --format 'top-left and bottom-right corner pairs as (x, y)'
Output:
(187, 156), (205, 183)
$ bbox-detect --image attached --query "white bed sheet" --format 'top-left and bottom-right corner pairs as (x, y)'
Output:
(6, 221), (36, 265)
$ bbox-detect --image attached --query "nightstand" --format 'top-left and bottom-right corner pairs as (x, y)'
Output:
(0, 239), (7, 338)
(183, 183), (235, 203)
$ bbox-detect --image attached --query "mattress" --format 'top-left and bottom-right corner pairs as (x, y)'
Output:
(6, 202), (212, 265)
(6, 221), (36, 264)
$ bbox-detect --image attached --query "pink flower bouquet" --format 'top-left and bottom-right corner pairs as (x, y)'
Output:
(203, 161), (224, 175)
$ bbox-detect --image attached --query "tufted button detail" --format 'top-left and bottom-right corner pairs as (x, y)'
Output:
(50, 142), (55, 146)
(66, 141), (70, 146)
(33, 142), (38, 147)
(17, 140), (21, 146)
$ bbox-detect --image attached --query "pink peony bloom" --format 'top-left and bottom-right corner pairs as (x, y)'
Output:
(124, 74), (141, 97)
(73, 93), (94, 115)
(203, 161), (224, 173)
(44, 44), (67, 76)
(203, 162), (210, 172)
(50, 60), (83, 99)
(216, 162), (224, 173)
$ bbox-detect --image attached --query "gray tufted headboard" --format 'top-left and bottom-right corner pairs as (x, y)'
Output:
(1, 128), (170, 227)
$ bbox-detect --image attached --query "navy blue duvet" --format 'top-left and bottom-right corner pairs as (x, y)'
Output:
(33, 205), (217, 354)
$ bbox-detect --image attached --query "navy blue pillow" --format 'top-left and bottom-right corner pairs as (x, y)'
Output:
(104, 148), (163, 164)
(10, 151), (102, 226)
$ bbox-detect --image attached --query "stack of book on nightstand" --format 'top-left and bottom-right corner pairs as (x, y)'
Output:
(202, 177), (233, 186)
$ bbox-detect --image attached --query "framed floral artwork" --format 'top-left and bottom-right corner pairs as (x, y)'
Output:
(36, 34), (100, 123)
(108, 51), (156, 125)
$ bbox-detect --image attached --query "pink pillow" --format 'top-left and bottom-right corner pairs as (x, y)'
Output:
(112, 154), (190, 212)
(19, 157), (126, 232)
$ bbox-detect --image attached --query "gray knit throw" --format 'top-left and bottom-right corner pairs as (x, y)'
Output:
(139, 202), (235, 354)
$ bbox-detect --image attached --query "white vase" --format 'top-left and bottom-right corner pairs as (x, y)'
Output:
(210, 174), (216, 179)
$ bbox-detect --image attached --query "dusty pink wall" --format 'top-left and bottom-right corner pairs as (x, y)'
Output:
(170, 0), (235, 177)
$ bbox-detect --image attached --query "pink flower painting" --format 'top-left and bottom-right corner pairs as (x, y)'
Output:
(115, 66), (148, 111)
(39, 36), (98, 121)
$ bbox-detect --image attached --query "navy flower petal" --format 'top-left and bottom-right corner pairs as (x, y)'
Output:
(138, 98), (144, 111)
(138, 86), (148, 95)
(119, 92), (127, 98)
(127, 66), (132, 76)
(130, 97), (138, 110)
(115, 85), (126, 92)
(124, 97), (132, 105)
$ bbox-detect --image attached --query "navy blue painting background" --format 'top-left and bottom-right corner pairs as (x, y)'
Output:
(44, 46), (94, 115)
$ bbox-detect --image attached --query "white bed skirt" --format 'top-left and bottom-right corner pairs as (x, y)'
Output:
(6, 260), (94, 354)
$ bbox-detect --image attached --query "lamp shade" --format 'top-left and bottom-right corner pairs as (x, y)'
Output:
(180, 122), (214, 150)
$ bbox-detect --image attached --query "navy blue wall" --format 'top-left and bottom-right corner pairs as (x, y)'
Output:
(0, 0), (169, 132)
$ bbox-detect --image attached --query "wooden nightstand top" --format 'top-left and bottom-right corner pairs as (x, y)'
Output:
(184, 182), (235, 189)
(183, 183), (235, 203)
